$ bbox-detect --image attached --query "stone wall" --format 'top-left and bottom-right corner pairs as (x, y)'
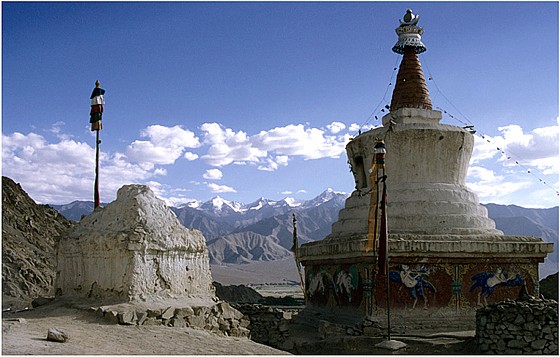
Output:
(234, 304), (299, 350)
(476, 296), (558, 354)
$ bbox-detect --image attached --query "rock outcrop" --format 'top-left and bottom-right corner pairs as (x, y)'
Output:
(213, 282), (263, 304)
(2, 176), (74, 308)
(540, 272), (558, 301)
(56, 184), (214, 303)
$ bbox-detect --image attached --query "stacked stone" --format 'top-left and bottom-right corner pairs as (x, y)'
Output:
(357, 315), (383, 336)
(476, 297), (558, 354)
(94, 302), (250, 338)
(235, 305), (299, 350)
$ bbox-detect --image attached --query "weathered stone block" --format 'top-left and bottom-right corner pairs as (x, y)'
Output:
(161, 307), (175, 320)
(531, 339), (547, 350)
(117, 311), (137, 325)
(318, 320), (346, 340)
(47, 328), (69, 343)
(229, 327), (250, 338)
(142, 317), (162, 326)
(239, 318), (250, 328)
(187, 315), (206, 328)
(278, 320), (290, 333)
(175, 306), (194, 318)
(507, 339), (528, 349)
(217, 302), (243, 320)
(95, 307), (105, 318)
(104, 310), (119, 324)
(147, 308), (162, 318)
(170, 317), (186, 328)
(136, 311), (147, 325)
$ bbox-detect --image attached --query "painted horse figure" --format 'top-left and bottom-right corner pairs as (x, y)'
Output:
(306, 271), (332, 306)
(470, 267), (524, 306)
(335, 270), (353, 303)
(390, 265), (436, 309)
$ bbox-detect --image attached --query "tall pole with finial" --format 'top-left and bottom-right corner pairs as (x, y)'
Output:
(89, 80), (105, 209)
(291, 213), (307, 302)
(94, 130), (100, 208)
(368, 140), (390, 339)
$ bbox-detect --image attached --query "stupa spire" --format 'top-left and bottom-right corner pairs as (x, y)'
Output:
(390, 9), (432, 111)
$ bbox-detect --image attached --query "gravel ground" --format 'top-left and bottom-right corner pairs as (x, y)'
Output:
(2, 303), (289, 355)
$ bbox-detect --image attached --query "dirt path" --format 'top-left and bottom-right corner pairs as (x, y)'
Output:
(2, 305), (289, 355)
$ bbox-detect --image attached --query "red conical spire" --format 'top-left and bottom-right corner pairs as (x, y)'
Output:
(390, 47), (432, 111)
(389, 10), (432, 112)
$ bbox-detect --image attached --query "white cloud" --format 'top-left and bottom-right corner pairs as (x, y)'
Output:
(466, 166), (532, 202)
(200, 122), (266, 166)
(207, 182), (237, 193)
(467, 123), (559, 206)
(327, 121), (345, 134)
(252, 124), (348, 160)
(2, 132), (169, 204)
(199, 122), (351, 170)
(472, 124), (559, 174)
(257, 155), (289, 171)
(203, 169), (223, 180)
(126, 125), (200, 166)
(142, 181), (198, 207)
(46, 121), (72, 140)
(183, 152), (199, 161)
(348, 123), (377, 133)
(281, 189), (307, 195)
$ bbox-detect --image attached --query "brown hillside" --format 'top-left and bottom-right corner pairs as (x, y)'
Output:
(2, 176), (75, 309)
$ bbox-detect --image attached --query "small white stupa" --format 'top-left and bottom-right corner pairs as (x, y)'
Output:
(56, 184), (215, 304)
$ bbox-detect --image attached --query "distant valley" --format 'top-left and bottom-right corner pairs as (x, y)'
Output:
(50, 191), (558, 277)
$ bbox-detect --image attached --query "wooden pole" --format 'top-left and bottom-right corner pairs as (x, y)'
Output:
(292, 213), (307, 302)
(94, 129), (100, 208)
(380, 169), (391, 341)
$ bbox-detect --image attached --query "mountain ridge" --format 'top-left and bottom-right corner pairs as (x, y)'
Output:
(48, 191), (558, 275)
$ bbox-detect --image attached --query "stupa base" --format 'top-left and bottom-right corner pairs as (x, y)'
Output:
(299, 234), (551, 313)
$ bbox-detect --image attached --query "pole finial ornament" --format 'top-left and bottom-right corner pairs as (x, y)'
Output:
(90, 82), (106, 131)
(392, 9), (426, 54)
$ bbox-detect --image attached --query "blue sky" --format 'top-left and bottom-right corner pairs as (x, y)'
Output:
(2, 1), (559, 207)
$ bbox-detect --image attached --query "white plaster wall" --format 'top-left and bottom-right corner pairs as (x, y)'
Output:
(56, 185), (214, 303)
(334, 109), (501, 237)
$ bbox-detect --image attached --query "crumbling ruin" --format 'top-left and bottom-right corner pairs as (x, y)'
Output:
(56, 184), (214, 303)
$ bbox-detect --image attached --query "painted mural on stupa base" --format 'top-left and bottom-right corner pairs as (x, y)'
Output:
(304, 260), (538, 313)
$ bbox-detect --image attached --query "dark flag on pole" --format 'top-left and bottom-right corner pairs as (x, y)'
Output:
(90, 80), (105, 131)
(378, 177), (388, 276)
(366, 139), (388, 275)
(90, 80), (105, 208)
(291, 213), (307, 301)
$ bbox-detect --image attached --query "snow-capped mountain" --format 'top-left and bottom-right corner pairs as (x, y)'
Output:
(198, 196), (245, 216)
(169, 189), (348, 240)
(48, 190), (558, 274)
(300, 188), (343, 208)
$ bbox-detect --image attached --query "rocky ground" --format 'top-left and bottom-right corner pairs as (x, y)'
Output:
(2, 297), (482, 355)
(2, 300), (288, 355)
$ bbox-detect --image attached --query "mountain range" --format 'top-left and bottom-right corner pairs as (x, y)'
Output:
(49, 190), (558, 275)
